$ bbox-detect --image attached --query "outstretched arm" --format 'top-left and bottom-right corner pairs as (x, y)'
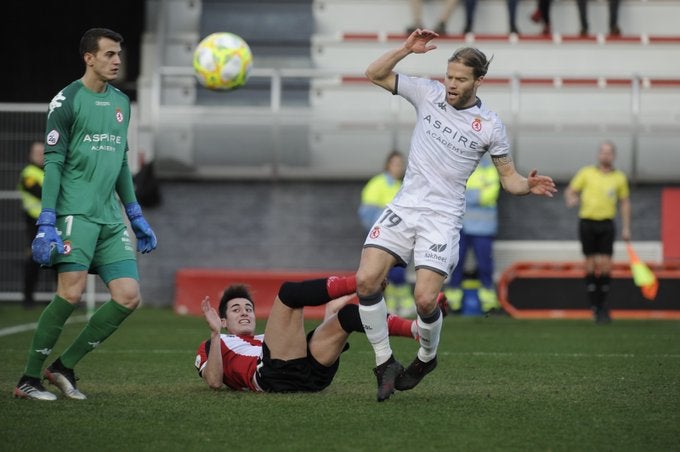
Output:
(365, 29), (439, 92)
(201, 297), (225, 389)
(492, 154), (557, 197)
(620, 197), (631, 241)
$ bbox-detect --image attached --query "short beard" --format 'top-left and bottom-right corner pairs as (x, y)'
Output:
(451, 90), (474, 109)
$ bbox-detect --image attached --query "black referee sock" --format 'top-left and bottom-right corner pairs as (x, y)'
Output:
(596, 274), (611, 304)
(585, 273), (600, 309)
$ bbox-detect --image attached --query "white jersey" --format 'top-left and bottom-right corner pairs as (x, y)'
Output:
(363, 74), (511, 275)
(393, 74), (510, 219)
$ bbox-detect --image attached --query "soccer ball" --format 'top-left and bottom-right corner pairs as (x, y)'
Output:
(193, 32), (253, 90)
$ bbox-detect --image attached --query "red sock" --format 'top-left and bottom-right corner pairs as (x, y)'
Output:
(326, 275), (357, 299)
(387, 314), (415, 339)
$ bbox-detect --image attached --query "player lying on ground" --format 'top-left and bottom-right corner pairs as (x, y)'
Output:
(195, 275), (420, 392)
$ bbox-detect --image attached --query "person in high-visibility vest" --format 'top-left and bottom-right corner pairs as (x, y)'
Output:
(358, 151), (414, 316)
(443, 154), (502, 313)
(18, 141), (46, 309)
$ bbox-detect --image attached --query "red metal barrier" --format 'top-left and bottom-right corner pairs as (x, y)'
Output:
(662, 188), (680, 261)
(498, 261), (680, 319)
(174, 268), (355, 319)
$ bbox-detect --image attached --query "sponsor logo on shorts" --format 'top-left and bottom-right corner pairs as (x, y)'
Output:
(47, 130), (60, 145)
(429, 243), (447, 252)
(425, 252), (447, 263)
(63, 241), (72, 255)
(425, 243), (448, 263)
(370, 226), (381, 239)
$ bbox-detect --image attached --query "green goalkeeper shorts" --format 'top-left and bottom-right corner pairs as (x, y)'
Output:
(53, 215), (137, 277)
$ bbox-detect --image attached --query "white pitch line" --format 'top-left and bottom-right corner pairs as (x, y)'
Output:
(355, 350), (680, 359)
(0, 315), (89, 338)
(446, 351), (680, 359)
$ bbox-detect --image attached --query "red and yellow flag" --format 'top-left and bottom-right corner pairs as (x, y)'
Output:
(625, 243), (658, 300)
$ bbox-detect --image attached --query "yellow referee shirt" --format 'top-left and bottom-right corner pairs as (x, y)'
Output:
(569, 166), (629, 220)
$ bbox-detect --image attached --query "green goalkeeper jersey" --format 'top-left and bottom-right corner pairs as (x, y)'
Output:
(44, 80), (131, 224)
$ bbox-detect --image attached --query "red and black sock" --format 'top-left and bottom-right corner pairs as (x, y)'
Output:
(326, 275), (356, 299)
(278, 275), (357, 309)
(337, 304), (414, 339)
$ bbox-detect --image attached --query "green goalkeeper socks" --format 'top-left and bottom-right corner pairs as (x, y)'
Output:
(59, 300), (134, 369)
(24, 295), (76, 378)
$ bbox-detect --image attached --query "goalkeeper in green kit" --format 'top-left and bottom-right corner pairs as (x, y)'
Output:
(13, 28), (157, 401)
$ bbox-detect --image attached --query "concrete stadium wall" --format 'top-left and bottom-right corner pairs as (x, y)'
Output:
(137, 181), (664, 306)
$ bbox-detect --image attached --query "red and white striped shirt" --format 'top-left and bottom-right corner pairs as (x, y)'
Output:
(195, 333), (265, 391)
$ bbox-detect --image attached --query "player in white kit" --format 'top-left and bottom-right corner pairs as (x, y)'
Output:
(358, 29), (558, 402)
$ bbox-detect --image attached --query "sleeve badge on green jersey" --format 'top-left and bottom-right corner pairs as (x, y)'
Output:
(116, 108), (124, 123)
(46, 130), (60, 146)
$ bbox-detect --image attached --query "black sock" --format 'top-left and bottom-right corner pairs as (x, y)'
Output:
(337, 304), (364, 333)
(278, 279), (330, 309)
(585, 273), (600, 309)
(597, 274), (611, 306)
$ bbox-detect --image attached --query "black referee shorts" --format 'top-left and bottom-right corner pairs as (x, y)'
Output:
(579, 219), (615, 256)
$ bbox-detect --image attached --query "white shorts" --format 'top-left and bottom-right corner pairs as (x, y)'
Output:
(363, 203), (461, 277)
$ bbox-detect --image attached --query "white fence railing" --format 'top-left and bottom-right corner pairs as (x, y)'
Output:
(145, 67), (680, 183)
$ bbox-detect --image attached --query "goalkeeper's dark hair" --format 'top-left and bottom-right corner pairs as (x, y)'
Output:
(448, 47), (493, 79)
(80, 28), (124, 58)
(219, 284), (255, 319)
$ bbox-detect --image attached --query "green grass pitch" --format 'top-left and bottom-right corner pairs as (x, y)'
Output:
(1, 305), (679, 451)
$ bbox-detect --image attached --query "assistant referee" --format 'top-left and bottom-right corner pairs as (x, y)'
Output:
(565, 140), (631, 324)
